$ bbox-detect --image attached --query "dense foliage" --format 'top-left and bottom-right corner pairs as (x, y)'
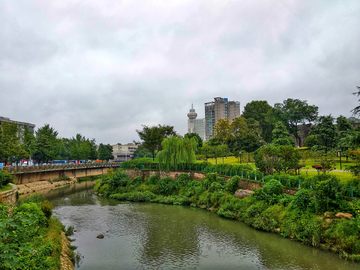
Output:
(0, 170), (14, 188)
(0, 193), (65, 269)
(95, 168), (360, 261)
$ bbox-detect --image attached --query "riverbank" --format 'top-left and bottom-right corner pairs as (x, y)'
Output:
(95, 170), (360, 262)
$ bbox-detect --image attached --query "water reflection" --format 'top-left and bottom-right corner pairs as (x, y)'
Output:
(46, 183), (360, 270)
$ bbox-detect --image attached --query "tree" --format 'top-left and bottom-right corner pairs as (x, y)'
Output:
(278, 145), (301, 174)
(254, 145), (282, 175)
(254, 145), (300, 174)
(304, 135), (320, 148)
(21, 125), (35, 160)
(213, 119), (230, 144)
(0, 122), (27, 163)
(199, 142), (212, 161)
(310, 115), (337, 153)
(336, 116), (354, 161)
(271, 122), (295, 146)
(157, 136), (197, 170)
(32, 124), (60, 163)
(184, 133), (203, 149)
(227, 117), (263, 153)
(68, 134), (97, 160)
(269, 98), (318, 147)
(133, 144), (153, 158)
(242, 100), (273, 142)
(136, 124), (176, 160)
(98, 143), (114, 160)
(219, 144), (229, 163)
(350, 86), (360, 116)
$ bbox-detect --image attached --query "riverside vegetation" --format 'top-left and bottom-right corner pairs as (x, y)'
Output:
(0, 193), (77, 270)
(95, 167), (360, 262)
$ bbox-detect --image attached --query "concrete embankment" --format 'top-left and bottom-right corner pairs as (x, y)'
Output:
(16, 179), (76, 196)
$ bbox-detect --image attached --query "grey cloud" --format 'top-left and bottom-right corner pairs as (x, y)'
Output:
(0, 0), (359, 144)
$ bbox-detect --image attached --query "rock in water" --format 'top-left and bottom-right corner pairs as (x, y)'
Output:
(234, 189), (254, 199)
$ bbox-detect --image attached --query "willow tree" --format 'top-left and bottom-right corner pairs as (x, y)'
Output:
(157, 136), (197, 170)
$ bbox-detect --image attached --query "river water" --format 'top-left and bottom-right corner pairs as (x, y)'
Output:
(44, 182), (360, 270)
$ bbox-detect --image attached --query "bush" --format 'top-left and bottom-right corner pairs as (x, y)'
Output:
(41, 200), (53, 219)
(129, 176), (143, 187)
(109, 170), (131, 188)
(158, 177), (176, 196)
(175, 173), (191, 187)
(225, 176), (241, 194)
(0, 170), (14, 188)
(312, 174), (343, 213)
(147, 174), (159, 185)
(290, 189), (314, 212)
(263, 179), (283, 196)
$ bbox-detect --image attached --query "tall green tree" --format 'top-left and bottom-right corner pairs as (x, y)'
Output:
(0, 122), (27, 163)
(272, 122), (295, 146)
(136, 124), (176, 160)
(68, 134), (97, 160)
(184, 133), (203, 149)
(98, 143), (114, 160)
(32, 124), (59, 163)
(21, 126), (35, 160)
(157, 136), (197, 170)
(242, 100), (273, 142)
(268, 98), (318, 147)
(310, 115), (337, 153)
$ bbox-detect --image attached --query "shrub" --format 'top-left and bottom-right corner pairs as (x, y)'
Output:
(263, 179), (283, 196)
(109, 170), (131, 188)
(312, 174), (343, 213)
(158, 177), (176, 196)
(41, 200), (53, 219)
(147, 174), (159, 185)
(129, 176), (143, 187)
(290, 189), (314, 212)
(225, 176), (241, 194)
(175, 173), (191, 187)
(0, 170), (14, 187)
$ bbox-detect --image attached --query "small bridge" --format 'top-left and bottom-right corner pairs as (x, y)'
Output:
(8, 163), (122, 184)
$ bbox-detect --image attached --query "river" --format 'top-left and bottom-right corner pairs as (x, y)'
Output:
(44, 181), (360, 270)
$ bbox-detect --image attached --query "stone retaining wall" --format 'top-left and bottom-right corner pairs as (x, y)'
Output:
(0, 183), (18, 205)
(17, 180), (76, 196)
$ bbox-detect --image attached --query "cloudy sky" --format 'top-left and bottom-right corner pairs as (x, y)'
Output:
(1, 0), (359, 144)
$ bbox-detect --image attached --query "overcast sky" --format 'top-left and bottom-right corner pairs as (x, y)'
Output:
(1, 0), (359, 145)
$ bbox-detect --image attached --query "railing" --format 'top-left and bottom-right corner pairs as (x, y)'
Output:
(5, 162), (122, 174)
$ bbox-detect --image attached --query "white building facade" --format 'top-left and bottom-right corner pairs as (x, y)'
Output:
(187, 105), (206, 142)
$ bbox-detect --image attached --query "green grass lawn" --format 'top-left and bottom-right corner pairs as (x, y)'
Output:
(298, 170), (356, 181)
(203, 156), (358, 181)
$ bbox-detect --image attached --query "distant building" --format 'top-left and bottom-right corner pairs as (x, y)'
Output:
(187, 104), (206, 142)
(0, 116), (35, 140)
(204, 97), (240, 141)
(112, 143), (138, 161)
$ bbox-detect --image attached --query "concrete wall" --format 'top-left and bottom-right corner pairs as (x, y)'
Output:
(14, 167), (109, 184)
(0, 183), (18, 205)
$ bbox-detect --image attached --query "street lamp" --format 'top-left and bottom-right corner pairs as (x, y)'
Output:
(239, 151), (242, 164)
(338, 148), (342, 170)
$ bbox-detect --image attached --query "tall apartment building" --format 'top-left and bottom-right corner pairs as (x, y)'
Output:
(187, 104), (206, 142)
(0, 116), (36, 140)
(204, 97), (240, 141)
